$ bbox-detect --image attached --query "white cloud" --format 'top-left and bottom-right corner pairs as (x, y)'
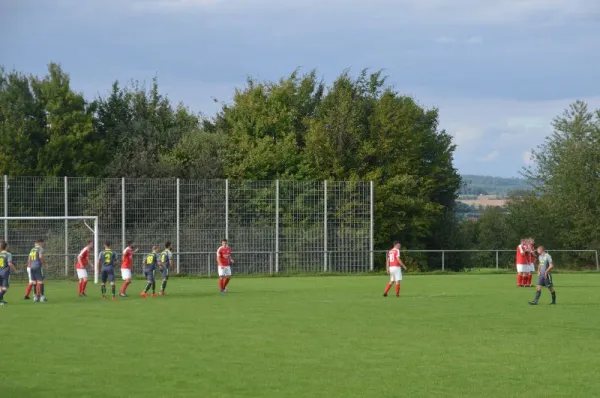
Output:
(435, 36), (457, 44)
(466, 36), (483, 44)
(480, 150), (500, 162)
(123, 0), (599, 25)
(523, 151), (536, 166)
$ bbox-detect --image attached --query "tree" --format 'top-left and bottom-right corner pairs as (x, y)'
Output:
(522, 100), (600, 249)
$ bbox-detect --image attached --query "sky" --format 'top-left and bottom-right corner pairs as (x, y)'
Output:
(2, 0), (600, 178)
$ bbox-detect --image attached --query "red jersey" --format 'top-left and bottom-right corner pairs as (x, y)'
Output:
(217, 246), (232, 267)
(388, 248), (401, 267)
(516, 245), (527, 265)
(122, 247), (133, 269)
(77, 247), (89, 269)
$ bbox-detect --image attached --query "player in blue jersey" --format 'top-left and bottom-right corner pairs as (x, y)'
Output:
(98, 241), (118, 300)
(28, 239), (48, 303)
(529, 246), (557, 305)
(158, 241), (174, 296)
(141, 246), (159, 298)
(0, 241), (18, 305)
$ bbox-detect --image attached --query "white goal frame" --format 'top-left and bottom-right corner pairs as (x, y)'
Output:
(1, 216), (100, 283)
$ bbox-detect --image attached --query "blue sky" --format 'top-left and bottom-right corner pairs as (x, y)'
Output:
(2, 0), (600, 177)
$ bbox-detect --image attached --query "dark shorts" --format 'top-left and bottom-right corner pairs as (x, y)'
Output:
(0, 270), (9, 288)
(160, 267), (169, 280)
(144, 270), (155, 282)
(538, 273), (553, 287)
(101, 268), (115, 283)
(30, 268), (44, 281)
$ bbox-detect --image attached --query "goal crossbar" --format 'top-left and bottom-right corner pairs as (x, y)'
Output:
(1, 216), (100, 284)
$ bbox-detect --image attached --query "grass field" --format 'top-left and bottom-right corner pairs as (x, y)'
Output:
(2, 274), (600, 398)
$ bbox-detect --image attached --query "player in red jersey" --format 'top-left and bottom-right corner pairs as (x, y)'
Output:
(516, 239), (528, 287)
(523, 238), (535, 287)
(384, 241), (407, 297)
(119, 240), (137, 297)
(217, 239), (234, 293)
(76, 240), (93, 297)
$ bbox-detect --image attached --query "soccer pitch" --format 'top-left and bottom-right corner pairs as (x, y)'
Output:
(3, 274), (600, 398)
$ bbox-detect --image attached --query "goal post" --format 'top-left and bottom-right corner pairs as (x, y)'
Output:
(0, 216), (100, 284)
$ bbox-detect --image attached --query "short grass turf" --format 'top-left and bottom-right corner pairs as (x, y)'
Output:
(2, 274), (600, 398)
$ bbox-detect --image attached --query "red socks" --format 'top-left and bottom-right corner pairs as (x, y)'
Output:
(384, 282), (392, 295)
(395, 284), (400, 296)
(219, 279), (224, 290)
(25, 283), (33, 297)
(223, 278), (230, 289)
(516, 274), (522, 286)
(78, 280), (88, 295)
(526, 274), (532, 286)
(120, 280), (131, 294)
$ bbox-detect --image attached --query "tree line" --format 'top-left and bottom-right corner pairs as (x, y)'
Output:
(1, 64), (597, 270)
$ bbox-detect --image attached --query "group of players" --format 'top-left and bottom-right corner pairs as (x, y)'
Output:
(0, 238), (235, 305)
(515, 238), (557, 305)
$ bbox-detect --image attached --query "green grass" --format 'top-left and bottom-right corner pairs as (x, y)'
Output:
(2, 274), (600, 398)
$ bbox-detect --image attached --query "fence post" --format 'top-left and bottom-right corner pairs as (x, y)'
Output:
(370, 181), (374, 271)
(275, 180), (279, 274)
(324, 180), (327, 273)
(3, 175), (7, 241)
(121, 177), (125, 252)
(269, 252), (273, 275)
(496, 250), (499, 270)
(596, 250), (599, 272)
(207, 253), (211, 278)
(94, 218), (99, 284)
(441, 250), (445, 271)
(64, 176), (69, 276)
(225, 179), (229, 240)
(176, 178), (180, 274)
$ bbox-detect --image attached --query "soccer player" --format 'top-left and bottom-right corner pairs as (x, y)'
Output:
(217, 239), (234, 293)
(98, 241), (118, 300)
(384, 241), (406, 297)
(141, 246), (159, 298)
(158, 241), (174, 295)
(119, 240), (137, 297)
(24, 255), (34, 300)
(0, 241), (18, 305)
(76, 240), (93, 297)
(524, 238), (536, 287)
(515, 239), (527, 287)
(529, 246), (557, 305)
(28, 239), (47, 303)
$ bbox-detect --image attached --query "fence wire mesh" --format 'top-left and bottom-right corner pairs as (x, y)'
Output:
(3, 176), (373, 278)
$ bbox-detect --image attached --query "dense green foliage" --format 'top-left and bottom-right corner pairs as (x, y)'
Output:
(1, 64), (461, 263)
(4, 276), (600, 397)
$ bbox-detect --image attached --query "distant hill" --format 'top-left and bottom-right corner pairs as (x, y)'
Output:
(459, 175), (531, 197)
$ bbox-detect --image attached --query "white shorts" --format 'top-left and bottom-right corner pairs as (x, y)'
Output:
(27, 268), (32, 283)
(218, 266), (232, 277)
(389, 266), (402, 282)
(527, 264), (535, 273)
(516, 264), (527, 273)
(76, 269), (88, 279)
(121, 269), (132, 280)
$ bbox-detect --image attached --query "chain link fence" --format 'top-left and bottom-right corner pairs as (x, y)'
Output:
(2, 176), (373, 279)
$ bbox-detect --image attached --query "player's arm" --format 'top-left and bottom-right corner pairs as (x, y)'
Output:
(40, 250), (48, 268)
(8, 254), (17, 272)
(216, 248), (222, 264)
(399, 256), (406, 271)
(545, 257), (554, 276)
(385, 255), (390, 274)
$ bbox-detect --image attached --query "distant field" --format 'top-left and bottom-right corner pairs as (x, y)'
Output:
(2, 275), (599, 398)
(458, 194), (506, 208)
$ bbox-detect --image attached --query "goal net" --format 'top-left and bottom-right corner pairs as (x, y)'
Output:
(1, 216), (100, 283)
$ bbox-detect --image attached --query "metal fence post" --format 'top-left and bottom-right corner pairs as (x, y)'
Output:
(441, 250), (445, 271)
(324, 180), (327, 272)
(207, 253), (211, 278)
(121, 177), (126, 252)
(370, 181), (374, 271)
(64, 176), (69, 276)
(3, 175), (7, 241)
(225, 179), (229, 240)
(269, 252), (273, 275)
(596, 250), (599, 272)
(94, 218), (99, 284)
(275, 180), (279, 274)
(496, 250), (499, 270)
(176, 178), (180, 274)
